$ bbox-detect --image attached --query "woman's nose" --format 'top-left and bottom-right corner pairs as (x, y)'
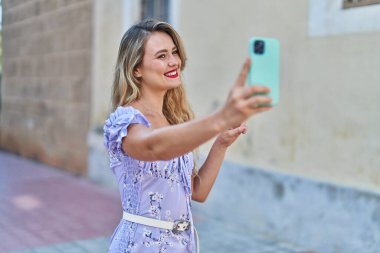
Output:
(168, 55), (179, 67)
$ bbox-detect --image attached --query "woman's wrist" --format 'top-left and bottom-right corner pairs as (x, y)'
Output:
(213, 138), (230, 151)
(210, 109), (229, 133)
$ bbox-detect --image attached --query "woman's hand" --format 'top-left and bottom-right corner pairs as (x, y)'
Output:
(214, 123), (248, 149)
(217, 58), (272, 130)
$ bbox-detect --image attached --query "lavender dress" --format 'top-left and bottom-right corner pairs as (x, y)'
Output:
(103, 106), (196, 253)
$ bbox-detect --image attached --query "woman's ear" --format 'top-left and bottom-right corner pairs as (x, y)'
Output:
(134, 68), (142, 78)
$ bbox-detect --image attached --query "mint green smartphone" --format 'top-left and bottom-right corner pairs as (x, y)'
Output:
(248, 37), (280, 106)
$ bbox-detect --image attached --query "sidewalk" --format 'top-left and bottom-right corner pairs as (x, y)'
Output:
(0, 151), (316, 253)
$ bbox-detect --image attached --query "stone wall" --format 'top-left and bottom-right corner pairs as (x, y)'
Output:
(0, 0), (93, 174)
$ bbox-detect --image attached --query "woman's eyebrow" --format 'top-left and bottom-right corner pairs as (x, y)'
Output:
(154, 47), (177, 56)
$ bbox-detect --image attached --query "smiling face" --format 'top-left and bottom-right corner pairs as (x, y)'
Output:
(134, 32), (182, 93)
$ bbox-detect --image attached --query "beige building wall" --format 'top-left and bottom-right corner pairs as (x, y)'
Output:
(178, 0), (380, 191)
(92, 0), (126, 127)
(88, 0), (143, 185)
(0, 0), (93, 174)
(91, 0), (144, 126)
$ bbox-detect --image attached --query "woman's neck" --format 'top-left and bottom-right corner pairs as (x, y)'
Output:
(135, 88), (167, 120)
(140, 85), (166, 108)
(139, 94), (164, 113)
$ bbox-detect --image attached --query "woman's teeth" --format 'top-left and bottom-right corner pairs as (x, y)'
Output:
(165, 71), (177, 76)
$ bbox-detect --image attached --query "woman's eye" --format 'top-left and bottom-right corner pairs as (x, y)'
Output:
(158, 54), (166, 59)
(173, 50), (178, 55)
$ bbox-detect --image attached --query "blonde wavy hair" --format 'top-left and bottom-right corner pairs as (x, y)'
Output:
(112, 19), (199, 176)
(111, 19), (194, 125)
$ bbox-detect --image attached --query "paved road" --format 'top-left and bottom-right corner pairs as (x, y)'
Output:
(0, 151), (315, 253)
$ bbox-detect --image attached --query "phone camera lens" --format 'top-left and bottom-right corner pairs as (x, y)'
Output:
(254, 40), (265, 54)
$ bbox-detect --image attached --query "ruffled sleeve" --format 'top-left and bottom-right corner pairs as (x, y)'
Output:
(103, 106), (150, 158)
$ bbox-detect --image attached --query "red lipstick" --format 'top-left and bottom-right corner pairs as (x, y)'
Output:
(164, 69), (179, 78)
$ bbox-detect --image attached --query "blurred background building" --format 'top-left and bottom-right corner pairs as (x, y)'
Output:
(0, 0), (92, 175)
(1, 0), (380, 252)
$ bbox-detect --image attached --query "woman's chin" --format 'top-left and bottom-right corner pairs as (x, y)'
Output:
(165, 81), (182, 90)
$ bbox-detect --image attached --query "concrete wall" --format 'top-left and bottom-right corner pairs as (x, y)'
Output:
(193, 161), (380, 253)
(178, 0), (380, 192)
(0, 0), (93, 174)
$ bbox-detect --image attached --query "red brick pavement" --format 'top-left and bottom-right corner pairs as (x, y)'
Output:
(0, 151), (120, 253)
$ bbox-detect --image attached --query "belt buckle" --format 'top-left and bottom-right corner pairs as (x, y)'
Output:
(172, 219), (191, 234)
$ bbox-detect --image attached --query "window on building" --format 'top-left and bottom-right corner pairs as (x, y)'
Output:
(343, 0), (380, 9)
(141, 0), (170, 22)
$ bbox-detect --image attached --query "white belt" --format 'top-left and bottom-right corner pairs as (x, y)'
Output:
(122, 211), (199, 252)
(123, 211), (190, 234)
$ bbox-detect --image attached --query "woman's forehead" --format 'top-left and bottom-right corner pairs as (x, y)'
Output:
(145, 32), (176, 55)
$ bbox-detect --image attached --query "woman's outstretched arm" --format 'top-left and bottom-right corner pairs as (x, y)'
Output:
(122, 59), (272, 161)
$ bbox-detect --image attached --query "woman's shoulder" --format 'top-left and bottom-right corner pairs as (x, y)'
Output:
(107, 105), (142, 119)
(103, 106), (151, 152)
(105, 106), (150, 128)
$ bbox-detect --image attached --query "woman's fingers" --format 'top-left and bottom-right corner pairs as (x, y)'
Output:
(234, 58), (251, 88)
(222, 59), (273, 128)
(243, 95), (272, 109)
(241, 123), (248, 134)
(225, 124), (247, 139)
(242, 85), (270, 98)
(253, 106), (273, 114)
(229, 127), (243, 137)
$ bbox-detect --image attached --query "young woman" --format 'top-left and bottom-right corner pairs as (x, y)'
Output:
(103, 19), (272, 253)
